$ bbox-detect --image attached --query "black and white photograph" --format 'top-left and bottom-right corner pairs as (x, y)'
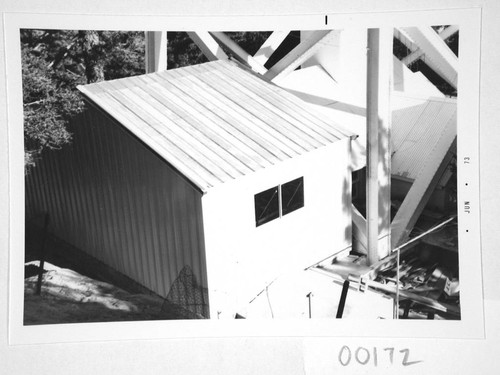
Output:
(2, 1), (498, 374)
(23, 27), (460, 323)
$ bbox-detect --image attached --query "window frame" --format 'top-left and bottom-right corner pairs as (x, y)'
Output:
(254, 185), (280, 227)
(281, 177), (304, 217)
(254, 177), (305, 227)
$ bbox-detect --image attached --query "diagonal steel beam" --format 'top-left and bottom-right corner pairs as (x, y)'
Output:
(439, 25), (459, 41)
(264, 30), (335, 83)
(187, 31), (228, 61)
(253, 31), (290, 66)
(402, 25), (459, 67)
(398, 26), (458, 89)
(209, 32), (268, 75)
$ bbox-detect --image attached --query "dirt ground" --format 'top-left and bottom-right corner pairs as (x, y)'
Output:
(24, 222), (196, 324)
(23, 260), (180, 325)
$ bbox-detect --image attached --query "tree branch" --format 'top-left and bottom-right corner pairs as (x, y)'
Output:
(24, 99), (47, 107)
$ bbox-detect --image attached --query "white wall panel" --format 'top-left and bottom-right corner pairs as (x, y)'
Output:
(202, 138), (352, 318)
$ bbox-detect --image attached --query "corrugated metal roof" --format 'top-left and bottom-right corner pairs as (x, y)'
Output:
(277, 64), (457, 178)
(78, 60), (354, 193)
(391, 93), (456, 180)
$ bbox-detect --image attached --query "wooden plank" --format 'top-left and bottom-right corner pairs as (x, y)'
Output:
(187, 31), (228, 61)
(209, 32), (268, 75)
(145, 31), (167, 73)
(253, 31), (290, 65)
(264, 30), (334, 82)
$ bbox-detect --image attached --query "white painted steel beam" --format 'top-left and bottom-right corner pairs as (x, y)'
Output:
(402, 48), (425, 67)
(187, 31), (229, 61)
(402, 25), (459, 67)
(253, 31), (290, 66)
(145, 31), (167, 73)
(209, 32), (268, 75)
(398, 26), (458, 89)
(366, 28), (393, 265)
(352, 204), (368, 254)
(391, 138), (457, 248)
(393, 28), (417, 52)
(264, 30), (335, 83)
(439, 25), (459, 41)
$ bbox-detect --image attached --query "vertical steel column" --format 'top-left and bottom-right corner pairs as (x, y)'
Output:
(145, 31), (167, 73)
(35, 214), (50, 295)
(366, 28), (392, 265)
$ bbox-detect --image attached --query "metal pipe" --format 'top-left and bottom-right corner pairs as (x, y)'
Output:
(306, 292), (313, 319)
(395, 245), (400, 319)
(336, 280), (350, 318)
(392, 215), (456, 253)
(36, 213), (50, 296)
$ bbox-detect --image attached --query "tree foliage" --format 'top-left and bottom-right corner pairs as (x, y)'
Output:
(21, 29), (145, 171)
(167, 32), (208, 69)
(22, 30), (84, 169)
(166, 32), (274, 69)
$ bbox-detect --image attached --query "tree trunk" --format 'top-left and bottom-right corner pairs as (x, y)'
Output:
(78, 30), (105, 84)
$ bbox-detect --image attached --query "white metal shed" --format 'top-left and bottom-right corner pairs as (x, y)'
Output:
(26, 59), (356, 318)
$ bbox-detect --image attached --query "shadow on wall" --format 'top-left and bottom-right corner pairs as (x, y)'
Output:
(342, 172), (352, 248)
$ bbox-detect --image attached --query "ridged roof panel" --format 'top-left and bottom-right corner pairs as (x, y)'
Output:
(391, 94), (457, 180)
(78, 60), (354, 192)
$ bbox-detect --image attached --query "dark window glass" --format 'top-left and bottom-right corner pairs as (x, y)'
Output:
(352, 170), (360, 200)
(281, 177), (304, 216)
(255, 186), (280, 226)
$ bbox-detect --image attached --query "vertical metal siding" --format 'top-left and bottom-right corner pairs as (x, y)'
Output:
(25, 106), (208, 300)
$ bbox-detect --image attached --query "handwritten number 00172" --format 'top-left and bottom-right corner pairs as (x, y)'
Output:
(338, 346), (422, 367)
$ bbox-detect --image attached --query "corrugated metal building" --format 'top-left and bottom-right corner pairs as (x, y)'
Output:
(277, 61), (457, 211)
(25, 60), (356, 318)
(390, 92), (457, 210)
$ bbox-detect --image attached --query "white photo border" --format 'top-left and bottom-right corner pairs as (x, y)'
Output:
(5, 8), (484, 345)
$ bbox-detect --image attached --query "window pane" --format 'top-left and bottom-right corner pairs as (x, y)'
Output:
(255, 186), (279, 226)
(281, 177), (304, 216)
